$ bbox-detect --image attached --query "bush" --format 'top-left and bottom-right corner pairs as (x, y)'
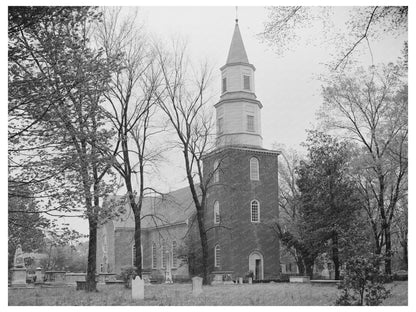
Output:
(120, 266), (137, 289)
(336, 255), (391, 306)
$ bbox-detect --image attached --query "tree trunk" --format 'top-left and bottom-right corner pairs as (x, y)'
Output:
(86, 217), (97, 292)
(332, 233), (340, 280)
(304, 257), (314, 278)
(401, 240), (408, 270)
(296, 257), (305, 276)
(196, 206), (209, 285)
(384, 224), (392, 275)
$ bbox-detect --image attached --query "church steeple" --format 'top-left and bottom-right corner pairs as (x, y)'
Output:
(226, 21), (249, 65)
(215, 19), (263, 148)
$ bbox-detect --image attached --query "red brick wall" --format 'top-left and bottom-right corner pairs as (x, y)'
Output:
(203, 147), (280, 279)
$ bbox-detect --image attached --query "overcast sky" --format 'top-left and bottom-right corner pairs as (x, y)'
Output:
(55, 6), (407, 235)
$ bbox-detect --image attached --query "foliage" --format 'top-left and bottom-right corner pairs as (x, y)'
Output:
(320, 56), (408, 274)
(296, 131), (364, 278)
(336, 254), (391, 305)
(120, 265), (137, 289)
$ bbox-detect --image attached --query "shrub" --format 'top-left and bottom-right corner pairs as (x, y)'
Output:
(336, 254), (391, 306)
(120, 266), (137, 289)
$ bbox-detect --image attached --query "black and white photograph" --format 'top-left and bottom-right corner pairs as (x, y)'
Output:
(7, 2), (409, 307)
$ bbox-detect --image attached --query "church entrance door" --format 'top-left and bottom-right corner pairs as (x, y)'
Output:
(249, 251), (264, 280)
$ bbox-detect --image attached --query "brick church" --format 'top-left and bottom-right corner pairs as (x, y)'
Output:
(96, 19), (281, 282)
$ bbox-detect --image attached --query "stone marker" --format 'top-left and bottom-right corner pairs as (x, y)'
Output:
(35, 267), (43, 283)
(238, 277), (243, 284)
(132, 276), (144, 300)
(11, 244), (27, 287)
(248, 277), (252, 284)
(192, 276), (203, 296)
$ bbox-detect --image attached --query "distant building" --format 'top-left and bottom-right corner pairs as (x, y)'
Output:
(96, 19), (280, 281)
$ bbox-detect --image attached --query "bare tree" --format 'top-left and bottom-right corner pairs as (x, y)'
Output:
(155, 40), (216, 284)
(320, 60), (408, 274)
(96, 7), (165, 277)
(261, 6), (407, 70)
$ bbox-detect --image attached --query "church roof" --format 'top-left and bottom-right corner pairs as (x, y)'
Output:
(106, 186), (196, 230)
(226, 21), (249, 65)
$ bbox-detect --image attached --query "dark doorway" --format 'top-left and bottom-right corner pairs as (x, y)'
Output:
(255, 259), (261, 280)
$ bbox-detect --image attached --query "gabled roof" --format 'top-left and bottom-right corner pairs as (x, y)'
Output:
(106, 186), (196, 230)
(226, 21), (249, 65)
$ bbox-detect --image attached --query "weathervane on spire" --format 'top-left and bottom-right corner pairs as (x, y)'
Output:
(235, 6), (238, 23)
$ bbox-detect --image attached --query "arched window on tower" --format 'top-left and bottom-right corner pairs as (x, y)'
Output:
(222, 77), (227, 93)
(214, 244), (221, 267)
(251, 200), (260, 223)
(250, 157), (259, 181)
(214, 201), (220, 224)
(213, 160), (220, 183)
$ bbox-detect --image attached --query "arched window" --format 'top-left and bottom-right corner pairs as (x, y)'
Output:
(251, 200), (260, 223)
(161, 241), (167, 268)
(152, 242), (157, 269)
(172, 241), (178, 268)
(213, 160), (220, 183)
(214, 201), (220, 224)
(250, 157), (259, 181)
(214, 244), (221, 267)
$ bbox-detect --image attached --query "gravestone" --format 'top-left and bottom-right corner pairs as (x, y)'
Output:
(238, 277), (243, 284)
(248, 277), (252, 284)
(13, 244), (25, 268)
(132, 276), (144, 300)
(11, 244), (27, 287)
(35, 267), (43, 283)
(192, 276), (203, 296)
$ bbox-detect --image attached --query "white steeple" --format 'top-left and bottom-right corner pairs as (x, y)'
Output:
(215, 20), (263, 148)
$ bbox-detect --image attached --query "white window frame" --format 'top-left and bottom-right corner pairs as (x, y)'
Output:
(243, 75), (251, 90)
(251, 200), (260, 223)
(152, 242), (157, 269)
(214, 244), (221, 267)
(247, 115), (255, 132)
(214, 201), (220, 224)
(172, 241), (177, 268)
(222, 77), (227, 93)
(250, 157), (259, 181)
(161, 241), (167, 269)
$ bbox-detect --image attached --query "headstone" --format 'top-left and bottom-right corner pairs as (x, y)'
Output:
(248, 277), (252, 284)
(132, 276), (144, 300)
(14, 244), (25, 268)
(11, 268), (27, 287)
(238, 277), (243, 284)
(35, 267), (43, 283)
(165, 255), (173, 283)
(11, 244), (27, 287)
(192, 276), (203, 296)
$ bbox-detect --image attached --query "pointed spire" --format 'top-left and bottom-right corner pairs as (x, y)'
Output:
(226, 20), (249, 64)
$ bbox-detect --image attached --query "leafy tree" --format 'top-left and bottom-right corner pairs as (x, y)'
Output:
(320, 55), (408, 274)
(8, 190), (48, 270)
(336, 254), (391, 305)
(9, 6), (119, 291)
(296, 131), (363, 279)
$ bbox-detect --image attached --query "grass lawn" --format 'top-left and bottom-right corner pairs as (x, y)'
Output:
(8, 281), (408, 306)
